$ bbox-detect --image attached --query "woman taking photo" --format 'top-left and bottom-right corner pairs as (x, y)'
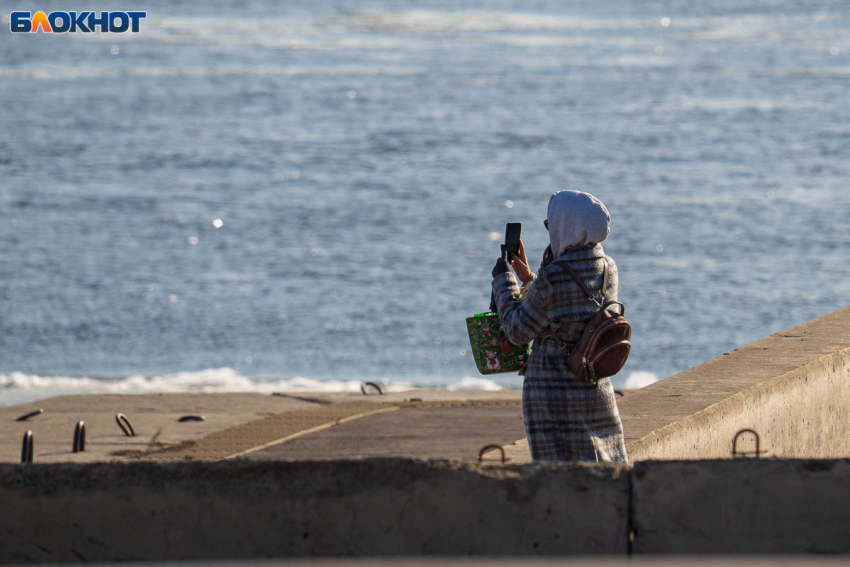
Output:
(491, 190), (628, 463)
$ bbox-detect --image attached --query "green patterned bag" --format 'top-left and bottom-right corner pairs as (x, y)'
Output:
(466, 312), (532, 374)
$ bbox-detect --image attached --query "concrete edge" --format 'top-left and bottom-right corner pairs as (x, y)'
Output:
(626, 345), (850, 459)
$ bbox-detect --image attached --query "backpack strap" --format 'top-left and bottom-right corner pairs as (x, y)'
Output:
(551, 260), (608, 307)
(548, 326), (568, 350)
(546, 259), (609, 349)
(601, 258), (609, 303)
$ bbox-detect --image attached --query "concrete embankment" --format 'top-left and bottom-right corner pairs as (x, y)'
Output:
(619, 305), (850, 460)
(8, 307), (847, 466)
(3, 458), (850, 561)
(0, 391), (523, 464)
(631, 459), (850, 554)
(3, 307), (850, 561)
(0, 460), (630, 562)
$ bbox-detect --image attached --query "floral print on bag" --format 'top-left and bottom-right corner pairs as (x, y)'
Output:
(465, 313), (531, 374)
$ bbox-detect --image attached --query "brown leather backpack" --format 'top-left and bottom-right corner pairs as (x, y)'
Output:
(546, 260), (632, 383)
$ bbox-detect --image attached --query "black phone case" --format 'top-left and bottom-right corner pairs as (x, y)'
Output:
(504, 223), (521, 255)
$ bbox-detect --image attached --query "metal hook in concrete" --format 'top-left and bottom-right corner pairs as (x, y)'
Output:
(360, 382), (383, 395)
(15, 409), (43, 422)
(732, 428), (764, 457)
(73, 421), (86, 453)
(178, 415), (205, 422)
(478, 444), (507, 463)
(21, 431), (34, 464)
(115, 413), (135, 437)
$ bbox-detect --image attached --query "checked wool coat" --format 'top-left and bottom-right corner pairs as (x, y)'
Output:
(492, 243), (628, 462)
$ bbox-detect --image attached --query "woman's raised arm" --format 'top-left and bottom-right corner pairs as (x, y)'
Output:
(491, 267), (552, 345)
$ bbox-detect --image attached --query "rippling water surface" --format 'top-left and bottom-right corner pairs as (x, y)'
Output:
(1, 0), (848, 403)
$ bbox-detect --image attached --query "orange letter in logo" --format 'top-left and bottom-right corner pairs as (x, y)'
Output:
(31, 11), (53, 33)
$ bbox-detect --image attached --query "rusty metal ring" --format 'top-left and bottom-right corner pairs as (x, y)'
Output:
(478, 444), (507, 463)
(732, 428), (762, 457)
(360, 382), (384, 396)
(21, 430), (34, 464)
(115, 413), (135, 437)
(73, 421), (86, 453)
(15, 409), (43, 422)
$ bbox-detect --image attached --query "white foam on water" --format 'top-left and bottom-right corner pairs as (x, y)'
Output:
(26, 7), (839, 68)
(481, 34), (650, 50)
(131, 11), (846, 41)
(0, 65), (423, 82)
(0, 369), (514, 407)
(337, 11), (652, 33)
(614, 370), (661, 390)
(445, 377), (506, 391)
(0, 368), (660, 407)
(0, 368), (405, 397)
(60, 10), (844, 51)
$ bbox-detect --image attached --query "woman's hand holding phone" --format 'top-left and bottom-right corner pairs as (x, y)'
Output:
(510, 239), (532, 283)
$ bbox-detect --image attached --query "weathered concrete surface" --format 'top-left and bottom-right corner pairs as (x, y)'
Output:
(149, 402), (402, 461)
(0, 391), (522, 464)
(619, 306), (850, 460)
(5, 458), (850, 561)
(245, 404), (526, 462)
(0, 393), (316, 464)
(0, 460), (629, 562)
(632, 459), (850, 554)
(4, 307), (849, 467)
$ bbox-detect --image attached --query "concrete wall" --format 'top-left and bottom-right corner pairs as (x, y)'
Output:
(5, 308), (850, 561)
(0, 460), (629, 563)
(3, 458), (850, 561)
(619, 306), (850, 460)
(631, 459), (850, 554)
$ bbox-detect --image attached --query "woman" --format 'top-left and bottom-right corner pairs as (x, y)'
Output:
(491, 190), (628, 462)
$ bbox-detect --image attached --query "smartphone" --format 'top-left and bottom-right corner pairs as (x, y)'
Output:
(504, 222), (521, 257)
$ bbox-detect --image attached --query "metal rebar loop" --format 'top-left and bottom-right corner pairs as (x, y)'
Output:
(115, 413), (136, 437)
(732, 428), (763, 458)
(15, 409), (43, 422)
(178, 415), (205, 422)
(360, 382), (384, 395)
(21, 431), (34, 464)
(478, 444), (507, 463)
(73, 421), (86, 453)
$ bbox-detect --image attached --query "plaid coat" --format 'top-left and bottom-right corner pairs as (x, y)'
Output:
(492, 243), (628, 463)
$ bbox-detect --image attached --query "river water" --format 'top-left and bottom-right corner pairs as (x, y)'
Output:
(1, 0), (848, 403)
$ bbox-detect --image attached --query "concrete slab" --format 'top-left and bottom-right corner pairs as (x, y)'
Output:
(7, 303), (849, 467)
(0, 460), (630, 562)
(244, 404), (525, 462)
(632, 459), (850, 554)
(620, 306), (850, 460)
(1, 391), (523, 464)
(0, 393), (315, 464)
(148, 402), (400, 461)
